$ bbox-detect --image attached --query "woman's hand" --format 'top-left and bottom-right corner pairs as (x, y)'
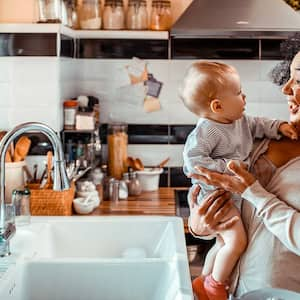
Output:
(188, 188), (239, 236)
(189, 160), (256, 195)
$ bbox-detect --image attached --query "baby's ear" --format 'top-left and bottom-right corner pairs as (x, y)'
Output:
(210, 99), (223, 113)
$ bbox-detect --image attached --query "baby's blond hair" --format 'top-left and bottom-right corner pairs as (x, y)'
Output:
(180, 61), (237, 115)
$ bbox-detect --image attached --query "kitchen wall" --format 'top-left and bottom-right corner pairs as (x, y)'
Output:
(0, 52), (288, 186)
(72, 58), (288, 170)
(0, 57), (61, 130)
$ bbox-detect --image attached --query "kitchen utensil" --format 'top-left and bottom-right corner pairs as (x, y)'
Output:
(43, 151), (53, 189)
(136, 168), (163, 191)
(33, 164), (38, 183)
(157, 157), (170, 168)
(23, 165), (33, 183)
(133, 158), (144, 171)
(127, 156), (135, 169)
(13, 136), (31, 162)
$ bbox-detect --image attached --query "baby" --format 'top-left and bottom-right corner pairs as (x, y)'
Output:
(180, 61), (297, 300)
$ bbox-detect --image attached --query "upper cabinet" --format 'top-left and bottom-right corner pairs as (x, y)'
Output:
(0, 24), (168, 59)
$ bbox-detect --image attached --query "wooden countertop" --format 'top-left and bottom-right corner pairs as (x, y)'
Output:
(91, 187), (180, 216)
(86, 187), (190, 231)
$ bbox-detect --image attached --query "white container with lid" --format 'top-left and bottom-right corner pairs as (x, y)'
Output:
(136, 168), (163, 192)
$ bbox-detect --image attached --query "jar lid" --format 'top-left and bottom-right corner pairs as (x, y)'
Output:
(152, 0), (171, 6)
(128, 0), (146, 5)
(64, 100), (78, 107)
(13, 187), (31, 196)
(105, 0), (124, 6)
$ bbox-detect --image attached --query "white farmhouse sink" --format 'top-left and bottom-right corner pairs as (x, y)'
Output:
(15, 259), (191, 300)
(34, 217), (186, 259)
(0, 216), (193, 300)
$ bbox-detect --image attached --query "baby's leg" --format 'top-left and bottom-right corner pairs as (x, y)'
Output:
(202, 236), (224, 277)
(212, 205), (247, 283)
(203, 206), (247, 300)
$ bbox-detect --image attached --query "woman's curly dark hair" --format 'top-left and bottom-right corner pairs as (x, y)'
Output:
(270, 33), (300, 86)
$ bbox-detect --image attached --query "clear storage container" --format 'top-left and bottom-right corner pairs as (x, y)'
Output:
(150, 0), (172, 31)
(103, 0), (125, 30)
(126, 0), (148, 30)
(37, 0), (62, 23)
(107, 123), (128, 179)
(77, 0), (101, 29)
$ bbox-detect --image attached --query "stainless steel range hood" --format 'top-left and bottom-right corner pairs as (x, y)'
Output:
(171, 0), (300, 38)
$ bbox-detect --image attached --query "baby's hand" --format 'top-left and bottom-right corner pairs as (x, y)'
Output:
(279, 122), (298, 140)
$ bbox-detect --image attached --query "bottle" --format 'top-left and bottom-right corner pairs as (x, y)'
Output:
(91, 167), (104, 201)
(109, 178), (120, 202)
(107, 123), (128, 179)
(150, 0), (172, 31)
(63, 100), (78, 130)
(128, 171), (142, 196)
(101, 164), (110, 200)
(103, 0), (125, 30)
(77, 0), (102, 30)
(126, 0), (148, 30)
(12, 187), (31, 226)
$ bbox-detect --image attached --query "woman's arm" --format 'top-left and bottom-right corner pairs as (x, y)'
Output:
(189, 161), (300, 255)
(188, 186), (239, 237)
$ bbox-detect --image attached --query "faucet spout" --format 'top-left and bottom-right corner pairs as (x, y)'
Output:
(0, 122), (70, 257)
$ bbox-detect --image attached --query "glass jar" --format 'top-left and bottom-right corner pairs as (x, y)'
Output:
(150, 0), (172, 31)
(37, 0), (62, 23)
(12, 187), (31, 226)
(103, 0), (125, 30)
(118, 178), (128, 199)
(91, 167), (104, 201)
(63, 100), (78, 130)
(126, 0), (148, 30)
(128, 171), (142, 196)
(107, 123), (128, 179)
(77, 0), (101, 29)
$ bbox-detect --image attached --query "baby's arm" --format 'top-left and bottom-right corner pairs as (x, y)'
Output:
(246, 115), (295, 140)
(278, 122), (298, 140)
(183, 125), (231, 178)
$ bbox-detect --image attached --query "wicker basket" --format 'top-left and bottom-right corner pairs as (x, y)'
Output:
(27, 182), (75, 216)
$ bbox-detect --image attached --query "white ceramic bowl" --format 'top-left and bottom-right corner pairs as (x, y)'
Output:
(73, 197), (95, 214)
(136, 168), (163, 192)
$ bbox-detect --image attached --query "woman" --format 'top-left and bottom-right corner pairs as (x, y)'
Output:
(188, 50), (300, 297)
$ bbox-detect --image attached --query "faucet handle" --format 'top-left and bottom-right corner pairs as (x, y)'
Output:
(2, 222), (16, 241)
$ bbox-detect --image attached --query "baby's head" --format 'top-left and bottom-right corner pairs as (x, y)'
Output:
(180, 61), (245, 123)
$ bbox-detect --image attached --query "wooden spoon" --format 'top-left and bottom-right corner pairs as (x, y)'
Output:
(44, 151), (53, 189)
(133, 158), (144, 171)
(13, 136), (31, 162)
(157, 157), (170, 168)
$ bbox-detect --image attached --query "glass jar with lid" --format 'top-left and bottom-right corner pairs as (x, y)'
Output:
(107, 123), (128, 179)
(77, 0), (101, 30)
(37, 0), (62, 23)
(126, 0), (148, 30)
(150, 0), (172, 31)
(103, 0), (125, 30)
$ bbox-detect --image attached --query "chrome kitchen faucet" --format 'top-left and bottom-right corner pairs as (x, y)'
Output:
(0, 122), (70, 257)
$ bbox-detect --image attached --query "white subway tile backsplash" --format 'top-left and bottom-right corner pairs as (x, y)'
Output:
(12, 57), (59, 83)
(0, 59), (12, 82)
(10, 106), (62, 131)
(12, 81), (59, 106)
(128, 144), (184, 167)
(259, 60), (282, 81)
(0, 82), (12, 107)
(246, 102), (289, 121)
